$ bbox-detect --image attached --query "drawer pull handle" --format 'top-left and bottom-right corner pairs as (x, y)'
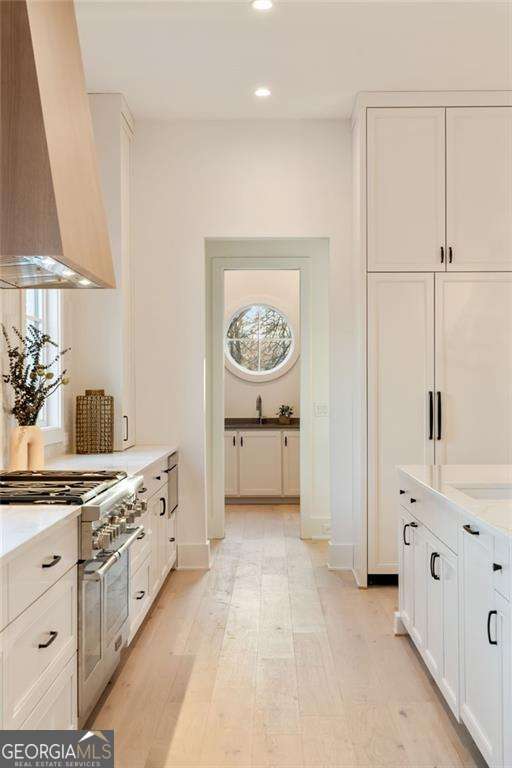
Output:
(410, 498), (417, 504)
(399, 489), (406, 495)
(42, 554), (62, 569)
(169, 537), (176, 542)
(463, 524), (480, 536)
(430, 552), (441, 581)
(38, 630), (58, 649)
(135, 590), (146, 600)
(160, 497), (167, 516)
(137, 531), (146, 540)
(163, 467), (176, 474)
(139, 486), (148, 493)
(493, 563), (503, 572)
(403, 524), (411, 546)
(487, 610), (498, 645)
(155, 475), (162, 481)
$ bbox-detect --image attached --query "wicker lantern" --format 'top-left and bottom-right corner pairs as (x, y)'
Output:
(76, 389), (114, 454)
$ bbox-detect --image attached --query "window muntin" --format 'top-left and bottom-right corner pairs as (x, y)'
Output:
(225, 304), (293, 375)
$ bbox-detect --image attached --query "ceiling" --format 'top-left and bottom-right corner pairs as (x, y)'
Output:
(75, 1), (512, 120)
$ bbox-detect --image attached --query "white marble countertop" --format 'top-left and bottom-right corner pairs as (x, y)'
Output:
(399, 464), (512, 537)
(46, 444), (177, 477)
(0, 445), (177, 565)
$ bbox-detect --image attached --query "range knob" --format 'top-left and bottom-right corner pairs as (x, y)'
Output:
(98, 530), (112, 549)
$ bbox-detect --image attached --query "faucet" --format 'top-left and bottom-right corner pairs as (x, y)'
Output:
(256, 395), (263, 424)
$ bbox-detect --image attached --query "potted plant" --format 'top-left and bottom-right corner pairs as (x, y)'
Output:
(2, 324), (69, 470)
(277, 404), (294, 425)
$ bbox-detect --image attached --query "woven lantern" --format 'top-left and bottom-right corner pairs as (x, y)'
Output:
(76, 389), (114, 454)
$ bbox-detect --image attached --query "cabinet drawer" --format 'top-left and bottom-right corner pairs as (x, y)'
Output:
(130, 510), (152, 576)
(3, 568), (77, 730)
(129, 556), (151, 643)
(20, 654), (77, 730)
(8, 518), (78, 623)
(493, 534), (511, 601)
(140, 459), (168, 500)
(399, 483), (459, 554)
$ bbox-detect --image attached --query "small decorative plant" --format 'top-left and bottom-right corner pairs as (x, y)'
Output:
(2, 324), (70, 427)
(277, 404), (294, 423)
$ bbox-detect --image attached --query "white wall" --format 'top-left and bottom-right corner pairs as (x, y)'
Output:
(224, 269), (300, 419)
(133, 119), (353, 560)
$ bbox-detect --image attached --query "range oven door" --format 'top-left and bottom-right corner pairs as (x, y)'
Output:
(79, 528), (140, 725)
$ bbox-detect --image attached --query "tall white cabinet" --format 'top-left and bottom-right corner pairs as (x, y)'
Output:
(70, 94), (135, 450)
(354, 93), (512, 583)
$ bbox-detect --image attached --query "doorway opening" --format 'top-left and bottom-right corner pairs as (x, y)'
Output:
(205, 238), (331, 542)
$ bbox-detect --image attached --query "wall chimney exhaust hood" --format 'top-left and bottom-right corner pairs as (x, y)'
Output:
(0, 0), (115, 288)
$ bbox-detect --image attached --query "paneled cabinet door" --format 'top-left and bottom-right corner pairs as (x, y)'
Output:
(367, 274), (435, 574)
(238, 431), (282, 496)
(446, 107), (512, 271)
(461, 525), (501, 767)
(435, 274), (512, 465)
(157, 487), (170, 581)
(225, 431), (239, 496)
(149, 494), (163, 594)
(411, 522), (428, 653)
(282, 432), (300, 496)
(424, 536), (459, 717)
(120, 116), (135, 448)
(367, 108), (446, 271)
(398, 508), (415, 633)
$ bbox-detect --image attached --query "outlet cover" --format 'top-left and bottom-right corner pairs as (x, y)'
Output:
(314, 402), (329, 417)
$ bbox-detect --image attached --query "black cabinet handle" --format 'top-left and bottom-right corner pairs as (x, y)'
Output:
(436, 391), (442, 440)
(169, 537), (175, 542)
(428, 391), (434, 440)
(430, 552), (441, 580)
(155, 475), (161, 481)
(399, 489), (406, 495)
(410, 498), (417, 504)
(160, 497), (167, 516)
(448, 246), (453, 264)
(39, 630), (58, 649)
(123, 415), (129, 442)
(137, 531), (146, 540)
(135, 590), (145, 600)
(42, 554), (62, 569)
(285, 436), (288, 447)
(440, 246), (445, 264)
(487, 610), (498, 645)
(233, 435), (236, 447)
(403, 524), (411, 546)
(139, 486), (148, 493)
(240, 436), (244, 447)
(463, 524), (480, 536)
(493, 563), (503, 572)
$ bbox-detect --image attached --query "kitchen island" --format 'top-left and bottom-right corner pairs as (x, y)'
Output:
(397, 464), (512, 768)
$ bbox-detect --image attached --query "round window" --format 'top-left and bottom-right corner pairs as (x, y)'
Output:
(225, 304), (295, 379)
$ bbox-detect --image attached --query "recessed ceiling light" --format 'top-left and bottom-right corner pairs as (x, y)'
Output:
(254, 86), (271, 98)
(78, 277), (92, 287)
(62, 268), (75, 278)
(252, 0), (273, 10)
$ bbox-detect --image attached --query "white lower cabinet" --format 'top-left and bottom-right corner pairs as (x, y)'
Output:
(128, 556), (151, 643)
(239, 431), (282, 496)
(20, 654), (77, 730)
(225, 431), (239, 495)
(282, 431), (300, 496)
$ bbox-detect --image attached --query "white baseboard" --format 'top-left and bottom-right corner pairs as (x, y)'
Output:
(177, 541), (211, 570)
(327, 541), (354, 570)
(301, 517), (331, 540)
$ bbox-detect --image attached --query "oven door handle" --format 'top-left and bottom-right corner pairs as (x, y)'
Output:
(83, 525), (144, 581)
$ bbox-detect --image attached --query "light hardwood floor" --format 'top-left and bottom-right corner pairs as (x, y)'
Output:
(90, 504), (485, 768)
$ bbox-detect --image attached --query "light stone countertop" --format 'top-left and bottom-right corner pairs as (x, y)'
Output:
(0, 445), (177, 565)
(399, 464), (512, 538)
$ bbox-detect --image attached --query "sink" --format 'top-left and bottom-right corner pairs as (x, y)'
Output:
(452, 483), (512, 501)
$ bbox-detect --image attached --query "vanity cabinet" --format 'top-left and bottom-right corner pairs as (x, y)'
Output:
(224, 430), (300, 498)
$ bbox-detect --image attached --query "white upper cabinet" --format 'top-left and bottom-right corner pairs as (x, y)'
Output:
(367, 274), (435, 574)
(367, 108), (446, 272)
(446, 107), (512, 271)
(435, 273), (512, 465)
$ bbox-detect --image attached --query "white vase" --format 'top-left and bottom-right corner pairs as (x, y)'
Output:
(8, 425), (44, 471)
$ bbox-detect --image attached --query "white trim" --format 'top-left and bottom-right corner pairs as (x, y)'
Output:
(41, 426), (65, 446)
(327, 542), (354, 571)
(205, 238), (330, 543)
(177, 542), (211, 570)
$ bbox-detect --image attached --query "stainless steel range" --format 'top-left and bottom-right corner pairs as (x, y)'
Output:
(0, 469), (145, 726)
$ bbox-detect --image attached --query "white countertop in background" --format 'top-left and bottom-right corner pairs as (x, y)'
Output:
(399, 464), (512, 537)
(0, 445), (177, 565)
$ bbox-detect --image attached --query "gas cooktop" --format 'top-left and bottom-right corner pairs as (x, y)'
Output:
(0, 470), (127, 505)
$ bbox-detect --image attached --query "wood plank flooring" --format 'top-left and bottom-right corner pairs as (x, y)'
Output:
(90, 504), (485, 768)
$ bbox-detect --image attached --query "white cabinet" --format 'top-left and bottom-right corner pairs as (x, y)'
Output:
(367, 108), (446, 271)
(20, 655), (77, 730)
(446, 108), (512, 271)
(71, 94), (135, 450)
(461, 523), (503, 767)
(367, 274), (435, 574)
(398, 509), (415, 633)
(225, 431), (239, 496)
(149, 489), (169, 594)
(435, 273), (512, 466)
(282, 431), (300, 496)
(239, 431), (282, 496)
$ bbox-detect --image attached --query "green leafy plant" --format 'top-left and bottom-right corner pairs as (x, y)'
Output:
(277, 404), (294, 418)
(2, 324), (70, 426)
